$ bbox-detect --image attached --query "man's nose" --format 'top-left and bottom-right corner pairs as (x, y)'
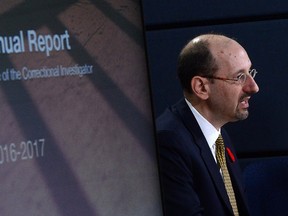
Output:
(243, 75), (259, 94)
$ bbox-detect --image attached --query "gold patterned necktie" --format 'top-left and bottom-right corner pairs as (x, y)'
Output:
(216, 134), (239, 216)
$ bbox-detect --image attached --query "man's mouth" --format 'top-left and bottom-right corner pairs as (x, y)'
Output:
(239, 97), (250, 109)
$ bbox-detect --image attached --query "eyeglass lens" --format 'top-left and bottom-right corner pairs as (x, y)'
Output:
(249, 69), (257, 78)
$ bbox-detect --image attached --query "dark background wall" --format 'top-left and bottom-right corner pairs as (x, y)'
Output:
(141, 1), (288, 159)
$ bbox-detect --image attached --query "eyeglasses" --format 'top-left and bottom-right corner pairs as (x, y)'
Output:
(202, 69), (258, 85)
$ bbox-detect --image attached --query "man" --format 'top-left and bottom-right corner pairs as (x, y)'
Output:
(156, 34), (259, 215)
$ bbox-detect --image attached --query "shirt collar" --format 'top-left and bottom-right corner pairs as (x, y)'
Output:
(185, 98), (220, 149)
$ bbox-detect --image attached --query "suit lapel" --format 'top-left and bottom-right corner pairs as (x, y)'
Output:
(174, 99), (234, 214)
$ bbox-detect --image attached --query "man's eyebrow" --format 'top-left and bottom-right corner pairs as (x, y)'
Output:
(234, 67), (252, 75)
(232, 69), (245, 76)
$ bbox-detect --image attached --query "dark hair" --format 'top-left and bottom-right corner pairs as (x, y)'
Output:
(177, 39), (218, 93)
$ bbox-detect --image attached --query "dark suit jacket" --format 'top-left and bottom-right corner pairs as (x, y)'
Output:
(156, 99), (250, 216)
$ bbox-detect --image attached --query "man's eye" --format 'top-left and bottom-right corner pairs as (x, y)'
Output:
(236, 73), (244, 80)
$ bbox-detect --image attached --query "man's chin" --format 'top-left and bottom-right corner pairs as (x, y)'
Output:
(236, 110), (249, 121)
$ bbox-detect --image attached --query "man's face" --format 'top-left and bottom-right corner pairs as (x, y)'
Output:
(207, 39), (259, 124)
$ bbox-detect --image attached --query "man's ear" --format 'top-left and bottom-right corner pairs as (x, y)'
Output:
(190, 76), (210, 100)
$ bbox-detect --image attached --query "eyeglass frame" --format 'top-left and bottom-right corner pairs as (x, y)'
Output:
(201, 69), (258, 85)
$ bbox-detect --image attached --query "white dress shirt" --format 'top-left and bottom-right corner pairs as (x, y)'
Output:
(185, 99), (220, 162)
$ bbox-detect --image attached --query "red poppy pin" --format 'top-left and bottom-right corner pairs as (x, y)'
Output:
(226, 147), (236, 163)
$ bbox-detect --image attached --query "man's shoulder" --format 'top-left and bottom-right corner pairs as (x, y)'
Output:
(156, 99), (188, 131)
